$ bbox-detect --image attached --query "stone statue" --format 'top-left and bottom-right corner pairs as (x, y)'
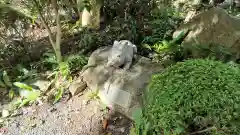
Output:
(106, 40), (137, 70)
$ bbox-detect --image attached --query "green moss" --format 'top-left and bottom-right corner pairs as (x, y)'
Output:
(144, 59), (240, 135)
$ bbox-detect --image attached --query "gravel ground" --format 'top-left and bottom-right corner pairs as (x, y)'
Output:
(2, 92), (132, 135)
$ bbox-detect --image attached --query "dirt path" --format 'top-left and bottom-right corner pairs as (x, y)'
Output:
(2, 92), (132, 135)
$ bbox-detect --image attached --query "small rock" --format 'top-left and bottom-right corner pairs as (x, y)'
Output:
(69, 79), (87, 96)
(118, 127), (125, 133)
(36, 99), (43, 106)
(107, 125), (115, 130)
(40, 119), (45, 125)
(82, 100), (90, 106)
(0, 118), (4, 123)
(184, 10), (196, 23)
(30, 123), (37, 128)
(20, 126), (25, 131)
(48, 107), (57, 112)
(1, 109), (10, 118)
(94, 106), (98, 113)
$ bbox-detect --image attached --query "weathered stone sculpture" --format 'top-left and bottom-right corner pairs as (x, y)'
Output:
(81, 43), (164, 119)
(107, 40), (137, 70)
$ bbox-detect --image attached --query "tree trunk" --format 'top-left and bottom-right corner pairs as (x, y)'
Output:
(52, 0), (62, 62)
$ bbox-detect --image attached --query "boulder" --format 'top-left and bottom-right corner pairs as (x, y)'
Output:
(81, 46), (164, 119)
(173, 0), (201, 14)
(173, 7), (240, 59)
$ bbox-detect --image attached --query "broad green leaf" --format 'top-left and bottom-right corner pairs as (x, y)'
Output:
(17, 64), (29, 75)
(54, 88), (64, 104)
(47, 71), (58, 79)
(142, 44), (152, 50)
(44, 58), (58, 64)
(19, 89), (40, 101)
(129, 127), (137, 135)
(132, 107), (143, 126)
(162, 40), (170, 48)
(13, 98), (23, 107)
(170, 30), (188, 45)
(143, 122), (150, 135)
(174, 127), (185, 134)
(26, 90), (40, 101)
(0, 80), (6, 88)
(18, 99), (30, 108)
(43, 52), (55, 58)
(3, 71), (12, 87)
(13, 82), (33, 91)
(9, 89), (15, 99)
(59, 62), (70, 77)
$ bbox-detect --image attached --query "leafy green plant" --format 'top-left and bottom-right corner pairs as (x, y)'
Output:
(48, 64), (69, 104)
(65, 54), (88, 74)
(0, 70), (40, 107)
(142, 30), (187, 65)
(130, 108), (150, 135)
(182, 43), (238, 63)
(36, 51), (58, 70)
(38, 51), (87, 73)
(53, 87), (64, 104)
(13, 82), (40, 108)
(141, 6), (182, 44)
(87, 88), (100, 100)
(77, 28), (104, 53)
(1, 70), (12, 87)
(15, 64), (38, 82)
(144, 59), (240, 135)
(44, 54), (86, 104)
(59, 61), (70, 78)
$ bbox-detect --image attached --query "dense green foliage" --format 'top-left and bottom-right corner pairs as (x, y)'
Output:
(144, 59), (240, 135)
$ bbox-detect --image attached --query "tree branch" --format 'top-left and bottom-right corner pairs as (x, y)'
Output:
(190, 127), (216, 135)
(32, 0), (55, 47)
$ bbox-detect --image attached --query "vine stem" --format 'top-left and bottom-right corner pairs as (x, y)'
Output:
(190, 127), (216, 135)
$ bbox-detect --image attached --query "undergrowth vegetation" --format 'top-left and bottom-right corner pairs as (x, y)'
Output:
(143, 59), (240, 135)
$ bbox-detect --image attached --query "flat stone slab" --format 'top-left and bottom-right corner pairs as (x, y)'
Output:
(101, 86), (131, 109)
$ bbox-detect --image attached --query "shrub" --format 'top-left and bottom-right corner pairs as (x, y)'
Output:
(182, 43), (238, 63)
(66, 54), (88, 74)
(144, 59), (240, 135)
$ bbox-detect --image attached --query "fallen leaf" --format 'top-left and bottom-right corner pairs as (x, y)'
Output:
(103, 119), (108, 130)
(3, 71), (12, 87)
